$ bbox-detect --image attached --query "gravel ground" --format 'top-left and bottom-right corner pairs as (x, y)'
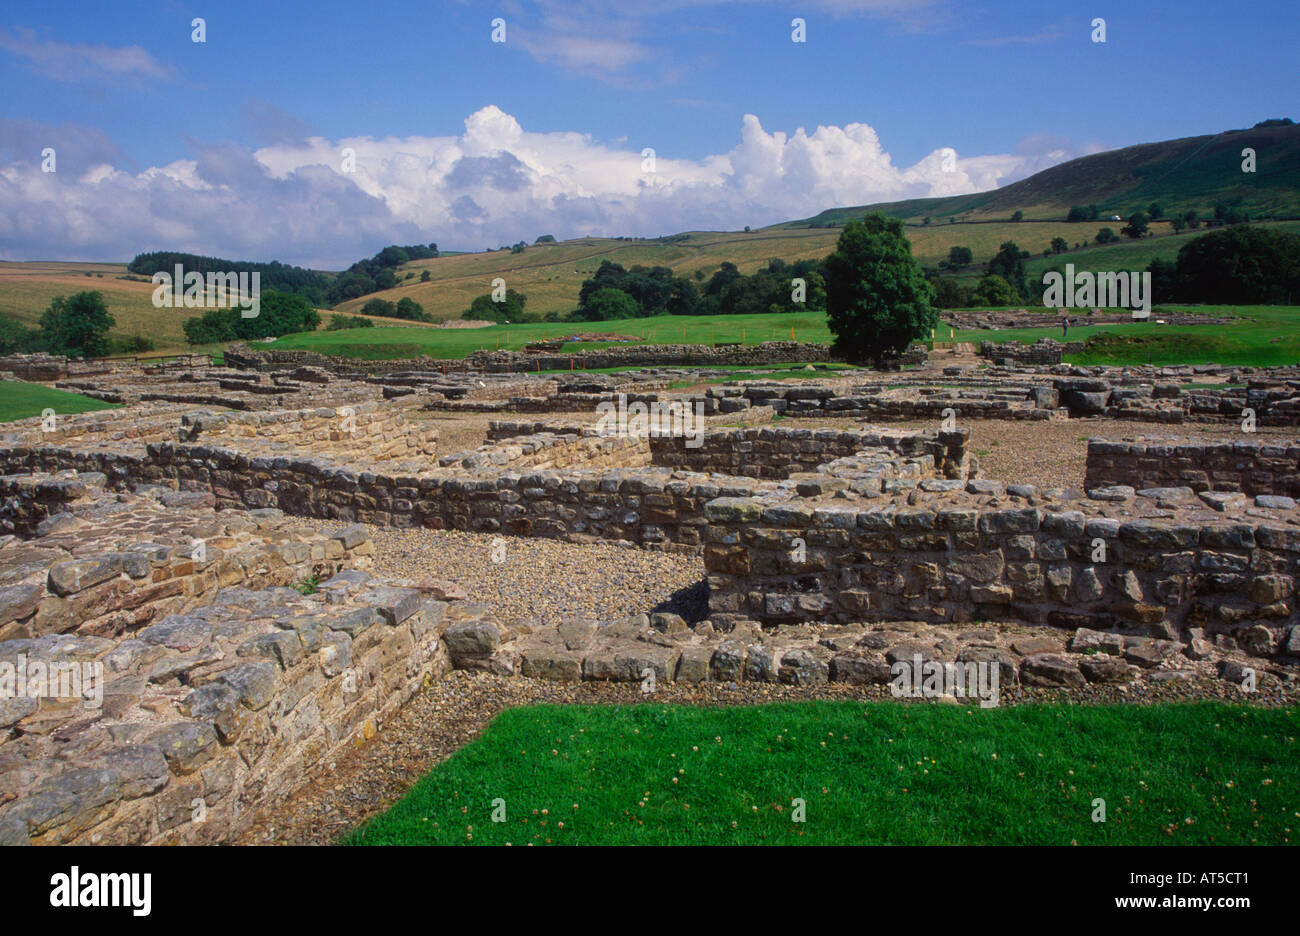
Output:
(236, 667), (1293, 845)
(958, 418), (1299, 489)
(362, 526), (707, 626)
(409, 410), (598, 454)
(818, 416), (1300, 489)
(244, 405), (1298, 845)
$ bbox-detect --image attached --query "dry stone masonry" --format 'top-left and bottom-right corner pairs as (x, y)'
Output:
(0, 477), (486, 844)
(2, 351), (1297, 846)
(1086, 437), (1300, 499)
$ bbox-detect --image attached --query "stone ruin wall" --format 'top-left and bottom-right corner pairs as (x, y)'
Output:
(32, 579), (449, 846)
(177, 401), (439, 462)
(980, 338), (1084, 365)
(945, 309), (1238, 330)
(0, 473), (98, 537)
(1, 426), (958, 551)
(1086, 438), (1300, 499)
(439, 432), (651, 473)
(0, 354), (116, 382)
(0, 481), (377, 645)
(4, 379), (1300, 845)
(0, 473), (463, 845)
(703, 489), (1300, 656)
(647, 427), (968, 481)
(225, 340), (836, 376)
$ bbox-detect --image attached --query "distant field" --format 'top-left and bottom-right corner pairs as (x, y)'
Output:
(966, 306), (1300, 367)
(1019, 220), (1300, 280)
(335, 222), (1187, 323)
(0, 262), (178, 343)
(269, 310), (836, 360)
(3, 221), (1297, 355)
(0, 261), (443, 352)
(0, 380), (119, 423)
(347, 700), (1298, 846)
(333, 230), (843, 322)
(267, 305), (1300, 367)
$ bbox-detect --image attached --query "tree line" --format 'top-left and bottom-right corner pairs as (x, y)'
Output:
(127, 242), (440, 310)
(459, 257), (827, 324)
(930, 217), (1293, 308)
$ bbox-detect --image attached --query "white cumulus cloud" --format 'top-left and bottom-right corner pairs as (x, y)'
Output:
(0, 106), (1088, 268)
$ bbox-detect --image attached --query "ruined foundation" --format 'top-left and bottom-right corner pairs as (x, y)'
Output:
(3, 353), (1298, 845)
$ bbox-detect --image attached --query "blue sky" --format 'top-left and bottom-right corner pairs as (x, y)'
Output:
(1, 0), (1296, 265)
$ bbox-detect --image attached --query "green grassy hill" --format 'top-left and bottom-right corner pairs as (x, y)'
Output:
(780, 121), (1300, 226)
(336, 220), (1195, 323)
(1018, 220), (1300, 280)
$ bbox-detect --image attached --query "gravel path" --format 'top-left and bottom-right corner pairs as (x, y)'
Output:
(363, 526), (707, 626)
(818, 416), (1299, 489)
(410, 410), (597, 454)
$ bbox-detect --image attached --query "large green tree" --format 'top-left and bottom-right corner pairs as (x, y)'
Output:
(986, 241), (1028, 299)
(40, 291), (116, 358)
(822, 214), (937, 365)
(182, 290), (319, 345)
(572, 287), (639, 321)
(1121, 212), (1150, 239)
(1168, 226), (1300, 304)
(462, 289), (527, 324)
(972, 274), (1019, 307)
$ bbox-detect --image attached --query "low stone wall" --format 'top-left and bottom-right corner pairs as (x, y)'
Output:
(1085, 438), (1300, 498)
(948, 309), (1235, 330)
(0, 443), (772, 550)
(980, 338), (1084, 365)
(178, 401), (438, 462)
(648, 427), (969, 481)
(438, 432), (650, 472)
(57, 367), (386, 412)
(0, 424), (965, 550)
(223, 344), (439, 376)
(226, 341), (833, 376)
(0, 471), (107, 537)
(0, 354), (113, 382)
(0, 485), (375, 643)
(466, 341), (832, 373)
(1, 567), (451, 845)
(0, 479), (467, 845)
(702, 483), (1300, 656)
(0, 403), (195, 449)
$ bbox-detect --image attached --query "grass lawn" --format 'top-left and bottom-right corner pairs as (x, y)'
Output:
(267, 305), (1300, 368)
(267, 310), (838, 360)
(0, 380), (119, 423)
(975, 306), (1300, 367)
(345, 700), (1298, 846)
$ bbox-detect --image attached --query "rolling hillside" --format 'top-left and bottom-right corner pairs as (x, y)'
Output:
(780, 120), (1300, 227)
(0, 261), (442, 350)
(3, 121), (1296, 349)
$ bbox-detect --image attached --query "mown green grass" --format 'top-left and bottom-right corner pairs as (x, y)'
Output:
(267, 311), (837, 360)
(975, 306), (1300, 367)
(0, 380), (119, 423)
(345, 700), (1298, 846)
(269, 305), (1300, 368)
